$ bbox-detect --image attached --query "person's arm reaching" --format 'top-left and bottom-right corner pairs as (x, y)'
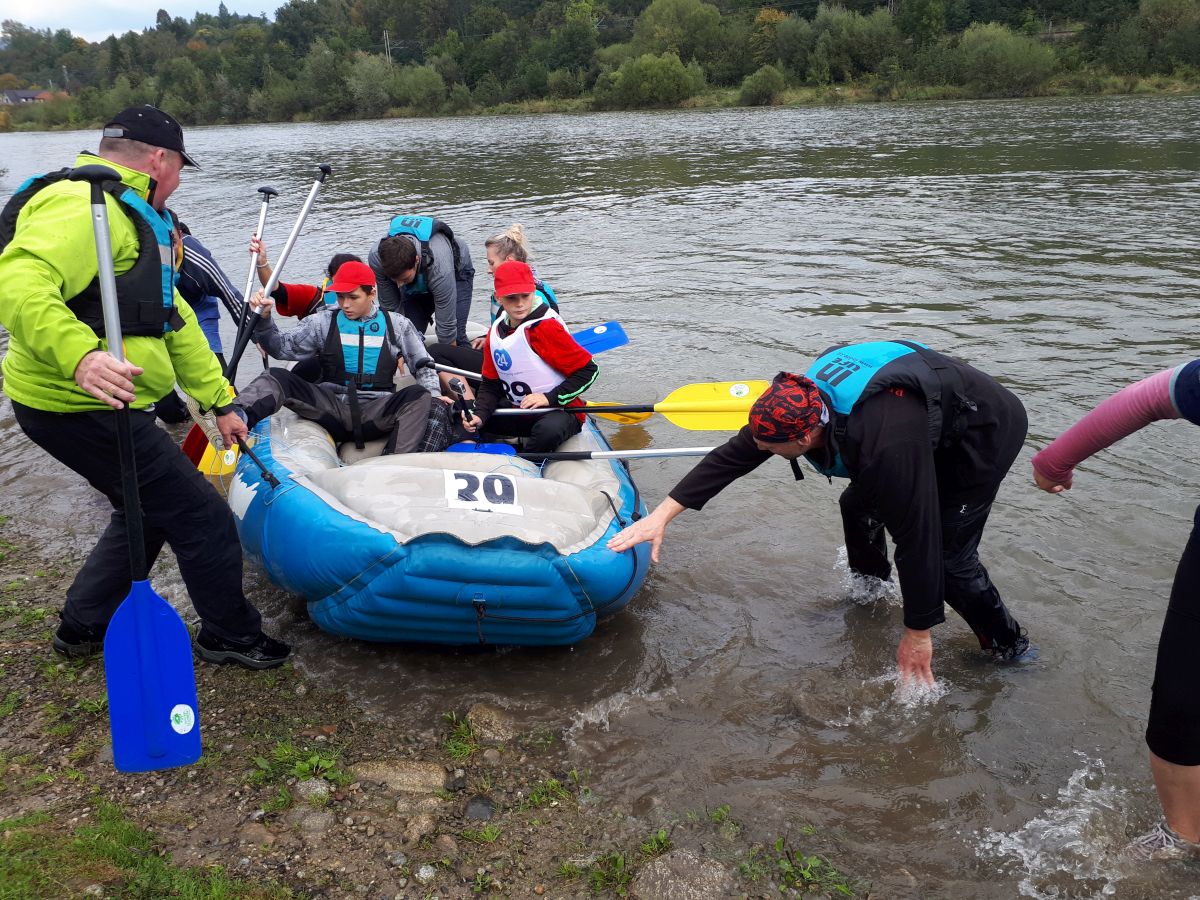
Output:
(606, 427), (771, 560)
(1032, 366), (1184, 492)
(368, 239), (404, 315)
(389, 313), (441, 398)
(425, 233), (459, 345)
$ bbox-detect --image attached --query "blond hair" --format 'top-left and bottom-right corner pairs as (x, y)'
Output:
(484, 223), (531, 263)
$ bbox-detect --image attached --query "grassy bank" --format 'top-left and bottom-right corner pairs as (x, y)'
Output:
(0, 512), (863, 898)
(4, 74), (1198, 135)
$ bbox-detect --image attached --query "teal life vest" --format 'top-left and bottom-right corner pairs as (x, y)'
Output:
(803, 340), (976, 479)
(319, 308), (398, 392)
(386, 214), (458, 298)
(0, 167), (184, 337)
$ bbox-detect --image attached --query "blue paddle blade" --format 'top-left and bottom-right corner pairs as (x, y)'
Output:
(572, 321), (628, 354)
(104, 580), (202, 773)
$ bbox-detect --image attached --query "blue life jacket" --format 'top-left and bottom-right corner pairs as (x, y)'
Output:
(387, 215), (458, 298)
(803, 340), (975, 478)
(319, 308), (398, 392)
(0, 167), (183, 337)
(489, 280), (560, 324)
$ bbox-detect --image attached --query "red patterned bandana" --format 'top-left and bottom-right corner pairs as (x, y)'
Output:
(748, 373), (824, 443)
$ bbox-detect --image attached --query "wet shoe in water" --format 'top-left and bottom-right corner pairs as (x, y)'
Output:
(1123, 821), (1200, 861)
(52, 621), (106, 659)
(195, 628), (291, 670)
(991, 634), (1040, 664)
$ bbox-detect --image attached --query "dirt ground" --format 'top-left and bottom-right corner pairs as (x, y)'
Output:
(0, 510), (872, 899)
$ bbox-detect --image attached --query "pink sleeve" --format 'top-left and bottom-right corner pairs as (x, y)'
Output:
(1031, 368), (1180, 484)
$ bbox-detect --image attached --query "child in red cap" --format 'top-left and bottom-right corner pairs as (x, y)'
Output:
(462, 260), (597, 453)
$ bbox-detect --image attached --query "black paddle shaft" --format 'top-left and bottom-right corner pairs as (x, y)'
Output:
(69, 164), (149, 580)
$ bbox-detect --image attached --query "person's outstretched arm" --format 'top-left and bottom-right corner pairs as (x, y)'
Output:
(1032, 366), (1191, 492)
(606, 427), (771, 561)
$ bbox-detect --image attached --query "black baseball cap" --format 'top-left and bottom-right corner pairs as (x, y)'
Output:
(102, 105), (199, 168)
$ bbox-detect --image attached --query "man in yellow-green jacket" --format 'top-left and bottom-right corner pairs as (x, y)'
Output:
(0, 105), (290, 669)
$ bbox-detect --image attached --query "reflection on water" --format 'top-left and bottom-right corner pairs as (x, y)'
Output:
(3, 95), (1200, 895)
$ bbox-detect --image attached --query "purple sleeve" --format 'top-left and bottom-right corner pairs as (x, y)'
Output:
(1031, 366), (1187, 483)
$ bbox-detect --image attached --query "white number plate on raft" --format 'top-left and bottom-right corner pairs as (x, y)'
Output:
(444, 471), (524, 516)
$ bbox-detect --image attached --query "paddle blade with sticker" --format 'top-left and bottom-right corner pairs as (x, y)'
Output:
(572, 321), (628, 354)
(104, 580), (202, 772)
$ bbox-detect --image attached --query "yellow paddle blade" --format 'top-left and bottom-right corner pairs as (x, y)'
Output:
(584, 402), (653, 425)
(657, 380), (771, 431)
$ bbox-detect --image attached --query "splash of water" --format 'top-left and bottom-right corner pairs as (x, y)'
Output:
(564, 686), (677, 739)
(824, 671), (950, 727)
(835, 546), (900, 606)
(976, 754), (1129, 899)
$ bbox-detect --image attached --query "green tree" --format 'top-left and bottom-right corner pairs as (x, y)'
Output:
(895, 0), (945, 48)
(394, 63), (446, 111)
(632, 0), (723, 65)
(750, 9), (788, 65)
(739, 62), (786, 103)
(346, 52), (394, 116)
(775, 15), (815, 79)
(296, 37), (353, 117)
(955, 21), (1056, 94)
(593, 50), (704, 107)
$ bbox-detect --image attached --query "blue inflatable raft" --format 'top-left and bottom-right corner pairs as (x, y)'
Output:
(227, 410), (651, 646)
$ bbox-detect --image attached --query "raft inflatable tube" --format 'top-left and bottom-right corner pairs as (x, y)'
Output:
(227, 409), (651, 646)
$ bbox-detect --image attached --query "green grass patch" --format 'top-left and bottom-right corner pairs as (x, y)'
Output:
(461, 823), (502, 844)
(639, 828), (672, 857)
(0, 691), (21, 717)
(248, 741), (352, 787)
(442, 712), (480, 761)
(585, 851), (632, 895)
(0, 801), (290, 899)
(739, 837), (854, 896)
(708, 803), (731, 824)
(524, 778), (570, 809)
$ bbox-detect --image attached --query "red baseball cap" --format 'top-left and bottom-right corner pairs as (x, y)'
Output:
(327, 260), (377, 293)
(493, 260), (536, 298)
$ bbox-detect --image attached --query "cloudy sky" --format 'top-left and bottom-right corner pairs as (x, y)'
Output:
(8, 0), (273, 43)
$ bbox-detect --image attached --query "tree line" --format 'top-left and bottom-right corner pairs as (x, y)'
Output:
(1, 0), (1197, 128)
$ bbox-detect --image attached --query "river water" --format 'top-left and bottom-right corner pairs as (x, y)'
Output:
(2, 97), (1199, 897)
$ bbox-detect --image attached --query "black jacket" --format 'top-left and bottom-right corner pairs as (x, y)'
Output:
(668, 357), (1027, 630)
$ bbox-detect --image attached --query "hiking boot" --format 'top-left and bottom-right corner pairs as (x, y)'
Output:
(195, 628), (291, 670)
(991, 633), (1040, 664)
(1123, 821), (1200, 861)
(52, 621), (105, 659)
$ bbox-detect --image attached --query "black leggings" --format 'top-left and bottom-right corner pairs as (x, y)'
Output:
(13, 402), (262, 644)
(839, 482), (1024, 651)
(1146, 505), (1200, 765)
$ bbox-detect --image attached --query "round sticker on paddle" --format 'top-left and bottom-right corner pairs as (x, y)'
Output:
(728, 382), (752, 398)
(170, 703), (196, 735)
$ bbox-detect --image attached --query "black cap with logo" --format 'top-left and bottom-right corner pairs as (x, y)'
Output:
(102, 105), (199, 168)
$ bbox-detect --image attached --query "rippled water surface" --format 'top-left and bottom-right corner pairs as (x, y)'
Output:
(3, 97), (1200, 897)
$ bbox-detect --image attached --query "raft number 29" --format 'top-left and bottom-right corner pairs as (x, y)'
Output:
(445, 471), (524, 515)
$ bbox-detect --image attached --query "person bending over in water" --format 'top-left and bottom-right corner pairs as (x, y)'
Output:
(235, 260), (453, 454)
(1034, 361), (1200, 861)
(609, 340), (1037, 686)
